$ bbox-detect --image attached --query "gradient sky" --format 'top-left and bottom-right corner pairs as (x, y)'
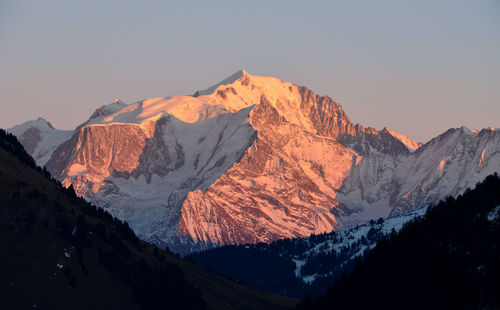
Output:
(1, 0), (499, 143)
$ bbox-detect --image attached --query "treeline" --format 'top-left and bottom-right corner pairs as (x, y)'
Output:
(0, 129), (38, 169)
(188, 217), (387, 298)
(297, 173), (500, 310)
(0, 129), (64, 183)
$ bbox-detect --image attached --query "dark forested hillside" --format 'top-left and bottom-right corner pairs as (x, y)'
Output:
(188, 207), (426, 299)
(0, 129), (205, 309)
(188, 227), (373, 298)
(0, 129), (296, 310)
(296, 174), (500, 310)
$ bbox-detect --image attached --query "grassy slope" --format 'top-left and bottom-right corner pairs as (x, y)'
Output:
(0, 144), (297, 310)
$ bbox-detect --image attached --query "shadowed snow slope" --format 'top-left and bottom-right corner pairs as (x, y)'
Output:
(8, 71), (500, 254)
(7, 118), (72, 167)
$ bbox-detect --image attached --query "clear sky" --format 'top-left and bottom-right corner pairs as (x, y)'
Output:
(1, 0), (499, 142)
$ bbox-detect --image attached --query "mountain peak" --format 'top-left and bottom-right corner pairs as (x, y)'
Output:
(461, 126), (478, 134)
(112, 98), (125, 105)
(194, 69), (248, 97)
(484, 126), (498, 132)
(36, 116), (48, 122)
(10, 117), (56, 132)
(7, 117), (72, 167)
(32, 117), (54, 129)
(383, 127), (421, 152)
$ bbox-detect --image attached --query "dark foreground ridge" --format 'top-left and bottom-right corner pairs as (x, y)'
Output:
(296, 173), (500, 310)
(0, 129), (296, 310)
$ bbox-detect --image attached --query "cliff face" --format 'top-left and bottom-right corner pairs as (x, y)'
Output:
(9, 71), (500, 254)
(177, 75), (421, 249)
(178, 96), (354, 246)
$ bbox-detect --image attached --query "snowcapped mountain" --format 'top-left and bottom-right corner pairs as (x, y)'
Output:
(337, 125), (500, 227)
(7, 70), (500, 253)
(7, 118), (72, 166)
(390, 127), (500, 215)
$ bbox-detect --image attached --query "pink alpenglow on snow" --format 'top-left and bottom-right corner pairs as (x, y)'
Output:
(8, 71), (500, 254)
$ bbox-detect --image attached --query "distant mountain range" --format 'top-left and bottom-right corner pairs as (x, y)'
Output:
(8, 70), (500, 254)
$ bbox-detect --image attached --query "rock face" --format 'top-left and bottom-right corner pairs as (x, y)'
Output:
(8, 70), (500, 254)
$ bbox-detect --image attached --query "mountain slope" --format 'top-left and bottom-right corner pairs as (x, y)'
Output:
(8, 71), (500, 253)
(188, 206), (427, 298)
(0, 129), (296, 310)
(7, 117), (72, 166)
(337, 126), (500, 226)
(296, 173), (500, 309)
(389, 127), (500, 215)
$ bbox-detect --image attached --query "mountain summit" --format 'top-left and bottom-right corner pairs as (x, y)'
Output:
(194, 69), (247, 96)
(8, 71), (500, 254)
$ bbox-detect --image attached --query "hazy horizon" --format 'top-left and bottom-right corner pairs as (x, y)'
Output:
(1, 0), (499, 143)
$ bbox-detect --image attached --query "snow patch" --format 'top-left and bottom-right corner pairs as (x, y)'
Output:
(291, 207), (427, 285)
(68, 164), (88, 177)
(292, 258), (306, 278)
(437, 157), (448, 171)
(479, 149), (486, 168)
(302, 274), (317, 284)
(462, 126), (478, 135)
(488, 206), (500, 222)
